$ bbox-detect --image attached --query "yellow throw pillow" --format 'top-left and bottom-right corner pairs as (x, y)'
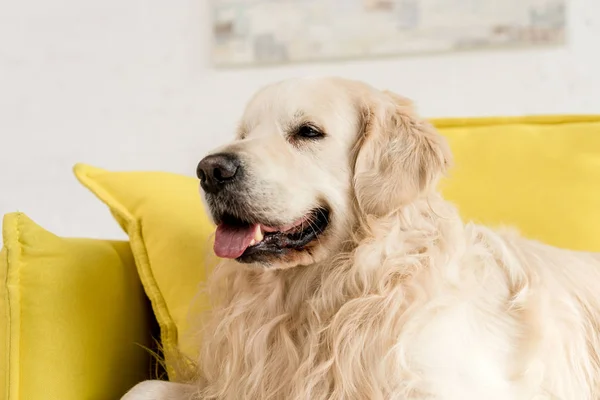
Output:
(0, 213), (152, 400)
(437, 115), (600, 252)
(73, 164), (217, 374)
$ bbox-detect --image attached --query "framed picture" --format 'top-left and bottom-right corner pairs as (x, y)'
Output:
(211, 0), (566, 67)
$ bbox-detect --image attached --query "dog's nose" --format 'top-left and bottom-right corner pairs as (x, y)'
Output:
(197, 153), (241, 193)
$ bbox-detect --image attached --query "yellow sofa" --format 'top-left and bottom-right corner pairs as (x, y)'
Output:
(2, 115), (600, 399)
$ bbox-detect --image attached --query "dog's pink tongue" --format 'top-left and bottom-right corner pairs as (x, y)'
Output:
(214, 223), (257, 259)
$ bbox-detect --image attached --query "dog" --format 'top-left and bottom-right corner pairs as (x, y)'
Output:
(123, 77), (600, 399)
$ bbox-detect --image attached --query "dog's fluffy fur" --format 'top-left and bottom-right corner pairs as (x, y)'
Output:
(123, 77), (600, 400)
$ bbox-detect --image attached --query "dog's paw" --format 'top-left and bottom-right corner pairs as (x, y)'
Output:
(121, 380), (194, 400)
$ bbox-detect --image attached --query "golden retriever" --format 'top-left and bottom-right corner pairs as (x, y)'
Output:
(123, 77), (600, 400)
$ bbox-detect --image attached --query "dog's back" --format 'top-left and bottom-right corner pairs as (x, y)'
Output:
(469, 224), (600, 398)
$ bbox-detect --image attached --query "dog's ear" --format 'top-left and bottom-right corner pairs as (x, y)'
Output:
(353, 90), (452, 216)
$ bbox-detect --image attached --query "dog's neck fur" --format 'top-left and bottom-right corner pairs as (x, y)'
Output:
(192, 194), (465, 399)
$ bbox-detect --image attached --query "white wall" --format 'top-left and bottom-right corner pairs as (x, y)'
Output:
(1, 0), (599, 239)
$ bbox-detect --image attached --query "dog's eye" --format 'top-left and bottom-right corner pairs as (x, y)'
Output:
(296, 124), (324, 139)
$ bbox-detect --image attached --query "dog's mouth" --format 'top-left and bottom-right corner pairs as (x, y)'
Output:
(213, 207), (330, 263)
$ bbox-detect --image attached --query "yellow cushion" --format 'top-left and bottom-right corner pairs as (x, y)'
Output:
(437, 115), (600, 252)
(0, 213), (152, 400)
(73, 115), (600, 369)
(73, 164), (216, 374)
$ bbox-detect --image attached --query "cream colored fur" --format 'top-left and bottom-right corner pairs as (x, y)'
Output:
(123, 77), (600, 400)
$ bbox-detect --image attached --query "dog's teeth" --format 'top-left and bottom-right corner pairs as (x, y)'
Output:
(254, 226), (264, 242)
(249, 239), (256, 246)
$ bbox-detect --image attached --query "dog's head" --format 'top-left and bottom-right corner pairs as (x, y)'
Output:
(197, 77), (451, 268)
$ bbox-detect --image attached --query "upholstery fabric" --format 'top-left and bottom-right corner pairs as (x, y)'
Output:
(437, 115), (600, 252)
(0, 213), (152, 400)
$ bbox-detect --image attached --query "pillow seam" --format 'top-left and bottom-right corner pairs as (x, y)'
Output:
(3, 213), (23, 400)
(0, 240), (6, 400)
(0, 221), (7, 400)
(13, 214), (22, 400)
(127, 219), (179, 353)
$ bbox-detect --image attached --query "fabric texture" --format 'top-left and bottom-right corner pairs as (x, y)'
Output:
(73, 164), (216, 374)
(437, 115), (600, 252)
(73, 115), (600, 372)
(0, 213), (152, 400)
